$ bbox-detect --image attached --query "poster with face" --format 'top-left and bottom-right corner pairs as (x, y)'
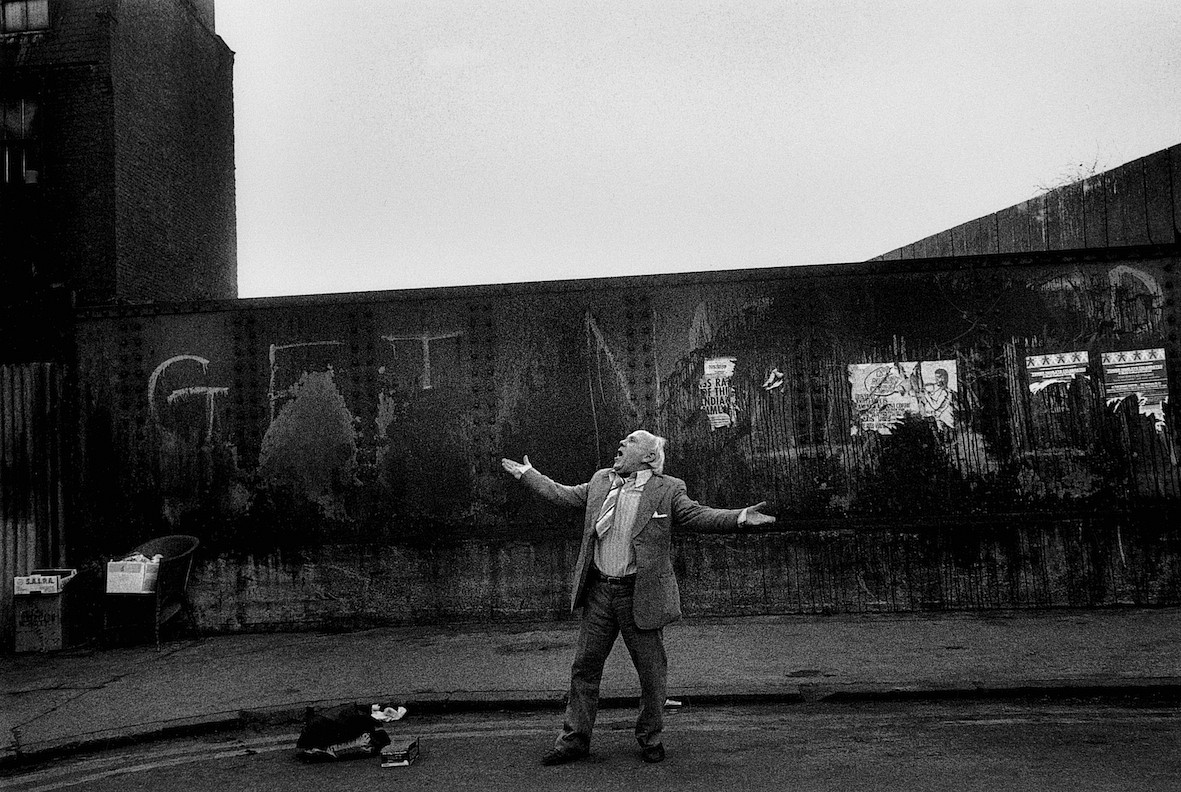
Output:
(849, 360), (958, 435)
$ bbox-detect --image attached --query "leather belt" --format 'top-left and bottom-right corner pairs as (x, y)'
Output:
(591, 568), (636, 586)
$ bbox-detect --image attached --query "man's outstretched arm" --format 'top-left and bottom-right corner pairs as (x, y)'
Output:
(501, 455), (590, 509)
(672, 489), (777, 533)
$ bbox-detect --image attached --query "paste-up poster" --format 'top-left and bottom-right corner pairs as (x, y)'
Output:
(1101, 348), (1169, 427)
(1025, 351), (1089, 394)
(849, 360), (958, 434)
(699, 356), (737, 430)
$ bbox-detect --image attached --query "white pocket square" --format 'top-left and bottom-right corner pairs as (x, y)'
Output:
(652, 511), (669, 518)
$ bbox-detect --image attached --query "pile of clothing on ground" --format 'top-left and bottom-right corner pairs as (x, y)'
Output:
(295, 702), (408, 761)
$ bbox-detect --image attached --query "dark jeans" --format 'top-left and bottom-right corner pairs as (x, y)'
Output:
(555, 575), (667, 753)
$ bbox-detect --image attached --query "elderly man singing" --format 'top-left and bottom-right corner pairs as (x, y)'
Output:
(502, 430), (775, 765)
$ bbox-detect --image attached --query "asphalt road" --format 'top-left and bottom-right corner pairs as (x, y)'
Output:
(5, 701), (1181, 791)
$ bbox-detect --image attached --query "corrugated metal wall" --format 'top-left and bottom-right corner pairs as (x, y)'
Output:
(1, 363), (66, 643)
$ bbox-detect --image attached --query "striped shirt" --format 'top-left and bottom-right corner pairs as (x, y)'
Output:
(593, 468), (653, 577)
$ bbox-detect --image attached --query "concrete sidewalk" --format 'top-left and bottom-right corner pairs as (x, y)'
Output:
(4, 608), (1181, 768)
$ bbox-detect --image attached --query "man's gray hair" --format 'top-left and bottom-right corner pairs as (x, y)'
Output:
(634, 430), (667, 474)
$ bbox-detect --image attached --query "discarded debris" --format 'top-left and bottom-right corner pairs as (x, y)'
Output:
(295, 702), (410, 762)
(380, 736), (420, 767)
(371, 704), (407, 723)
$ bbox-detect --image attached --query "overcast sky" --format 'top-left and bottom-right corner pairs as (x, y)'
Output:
(217, 1), (1181, 299)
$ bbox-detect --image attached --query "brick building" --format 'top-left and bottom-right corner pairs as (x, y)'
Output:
(0, 0), (236, 361)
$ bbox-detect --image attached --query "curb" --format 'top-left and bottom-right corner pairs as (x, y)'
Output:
(2, 712), (244, 773)
(6, 679), (1181, 771)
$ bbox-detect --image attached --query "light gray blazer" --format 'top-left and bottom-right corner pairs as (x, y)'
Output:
(522, 467), (742, 629)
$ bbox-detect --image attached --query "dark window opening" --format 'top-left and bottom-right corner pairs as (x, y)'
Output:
(1, 98), (40, 185)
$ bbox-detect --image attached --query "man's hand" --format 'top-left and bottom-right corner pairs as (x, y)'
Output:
(501, 455), (532, 480)
(742, 501), (776, 527)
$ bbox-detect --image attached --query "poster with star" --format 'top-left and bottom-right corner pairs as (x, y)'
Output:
(1100, 348), (1168, 425)
(1025, 351), (1089, 394)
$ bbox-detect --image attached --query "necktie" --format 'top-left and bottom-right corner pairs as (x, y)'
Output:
(594, 477), (625, 537)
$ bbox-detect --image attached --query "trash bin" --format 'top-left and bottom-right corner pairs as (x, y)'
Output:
(13, 568), (77, 652)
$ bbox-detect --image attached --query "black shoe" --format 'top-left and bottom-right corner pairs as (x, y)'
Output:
(641, 744), (666, 763)
(541, 747), (588, 766)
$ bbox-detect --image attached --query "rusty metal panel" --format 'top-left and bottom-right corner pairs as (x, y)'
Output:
(951, 223), (970, 257)
(875, 146), (1174, 262)
(928, 230), (954, 258)
(0, 363), (67, 647)
(962, 215), (999, 255)
(1171, 145), (1181, 239)
(674, 514), (1179, 614)
(1046, 181), (1086, 250)
(1143, 150), (1174, 245)
(1026, 195), (1048, 252)
(1082, 173), (1109, 248)
(997, 202), (1031, 254)
(1106, 159), (1150, 247)
(912, 235), (937, 259)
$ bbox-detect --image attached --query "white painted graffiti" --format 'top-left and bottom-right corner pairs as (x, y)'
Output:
(381, 331), (463, 390)
(584, 311), (639, 416)
(268, 341), (345, 422)
(147, 354), (230, 439)
(148, 354), (228, 440)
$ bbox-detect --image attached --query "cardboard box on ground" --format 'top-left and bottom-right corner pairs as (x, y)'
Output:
(105, 560), (159, 593)
(13, 569), (78, 652)
(13, 568), (76, 595)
